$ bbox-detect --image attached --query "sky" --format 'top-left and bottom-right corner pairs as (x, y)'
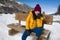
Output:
(18, 0), (60, 14)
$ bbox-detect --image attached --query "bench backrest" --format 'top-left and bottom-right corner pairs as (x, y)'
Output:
(15, 13), (28, 21)
(15, 13), (53, 25)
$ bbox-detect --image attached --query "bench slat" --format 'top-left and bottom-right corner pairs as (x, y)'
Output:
(7, 23), (25, 32)
(15, 13), (53, 25)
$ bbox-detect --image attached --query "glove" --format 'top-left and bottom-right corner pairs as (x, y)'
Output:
(26, 30), (31, 35)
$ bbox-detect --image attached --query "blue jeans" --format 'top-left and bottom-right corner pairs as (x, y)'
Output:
(22, 27), (44, 40)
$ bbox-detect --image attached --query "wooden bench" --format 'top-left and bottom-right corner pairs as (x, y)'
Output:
(7, 13), (53, 40)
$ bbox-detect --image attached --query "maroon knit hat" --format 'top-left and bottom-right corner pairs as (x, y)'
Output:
(34, 4), (41, 13)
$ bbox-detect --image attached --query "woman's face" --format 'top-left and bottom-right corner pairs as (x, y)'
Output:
(35, 11), (40, 16)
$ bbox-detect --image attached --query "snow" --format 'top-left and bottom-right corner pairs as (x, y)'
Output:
(53, 15), (60, 21)
(16, 2), (24, 5)
(44, 23), (60, 40)
(0, 3), (5, 6)
(0, 14), (60, 40)
(21, 21), (26, 26)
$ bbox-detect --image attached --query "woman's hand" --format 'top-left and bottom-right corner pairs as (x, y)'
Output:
(26, 30), (31, 35)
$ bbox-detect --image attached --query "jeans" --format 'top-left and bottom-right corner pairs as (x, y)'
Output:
(22, 27), (44, 40)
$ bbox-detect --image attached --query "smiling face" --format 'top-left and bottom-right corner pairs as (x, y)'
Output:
(35, 11), (40, 16)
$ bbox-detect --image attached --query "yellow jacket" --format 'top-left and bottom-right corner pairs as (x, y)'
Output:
(26, 10), (44, 30)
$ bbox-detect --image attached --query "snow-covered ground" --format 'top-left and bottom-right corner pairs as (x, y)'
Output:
(53, 15), (60, 21)
(0, 14), (60, 40)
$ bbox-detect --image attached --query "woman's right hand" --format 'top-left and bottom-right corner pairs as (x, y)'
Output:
(26, 30), (31, 35)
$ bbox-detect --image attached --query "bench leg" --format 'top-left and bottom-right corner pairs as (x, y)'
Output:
(38, 38), (42, 40)
(42, 38), (48, 40)
(33, 36), (42, 40)
(8, 29), (19, 36)
(38, 36), (49, 40)
(33, 36), (49, 40)
(34, 37), (48, 40)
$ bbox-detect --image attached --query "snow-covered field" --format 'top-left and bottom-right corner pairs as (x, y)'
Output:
(53, 15), (60, 21)
(0, 14), (60, 40)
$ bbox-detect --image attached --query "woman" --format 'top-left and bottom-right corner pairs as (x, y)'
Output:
(22, 4), (44, 40)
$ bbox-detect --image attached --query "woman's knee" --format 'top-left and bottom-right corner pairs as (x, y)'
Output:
(22, 30), (31, 40)
(22, 30), (28, 40)
(36, 28), (44, 37)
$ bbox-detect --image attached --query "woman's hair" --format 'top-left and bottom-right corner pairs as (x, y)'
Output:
(32, 11), (42, 20)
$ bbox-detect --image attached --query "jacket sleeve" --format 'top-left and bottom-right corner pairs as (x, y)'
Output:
(26, 12), (31, 30)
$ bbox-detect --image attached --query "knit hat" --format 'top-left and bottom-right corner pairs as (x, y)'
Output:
(34, 4), (41, 13)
